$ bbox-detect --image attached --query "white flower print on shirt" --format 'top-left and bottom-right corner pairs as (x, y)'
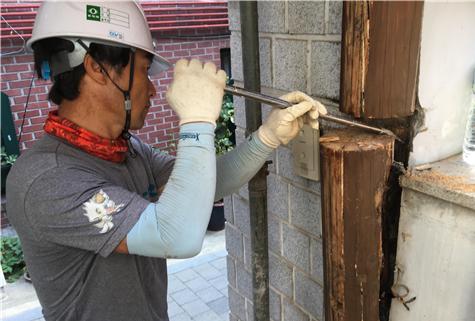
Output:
(82, 190), (125, 234)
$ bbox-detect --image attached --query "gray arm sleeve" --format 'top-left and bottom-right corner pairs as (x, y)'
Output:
(127, 123), (216, 259)
(215, 132), (274, 201)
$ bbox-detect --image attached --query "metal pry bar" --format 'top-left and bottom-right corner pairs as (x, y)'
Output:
(224, 85), (403, 142)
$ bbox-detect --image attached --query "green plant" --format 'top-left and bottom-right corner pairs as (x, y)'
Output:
(215, 78), (235, 155)
(0, 236), (26, 283)
(1, 147), (17, 167)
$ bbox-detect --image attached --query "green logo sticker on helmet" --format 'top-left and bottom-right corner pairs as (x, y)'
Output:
(86, 5), (101, 21)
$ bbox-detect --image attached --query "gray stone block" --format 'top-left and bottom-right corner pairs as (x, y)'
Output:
(243, 235), (252, 271)
(228, 1), (241, 31)
(231, 32), (243, 82)
(229, 286), (247, 321)
(310, 41), (341, 100)
(327, 1), (343, 35)
(236, 260), (253, 300)
(233, 96), (246, 132)
(227, 255), (237, 287)
(288, 1), (325, 35)
(267, 173), (289, 221)
(260, 37), (272, 87)
(268, 214), (282, 255)
(290, 185), (322, 238)
(246, 299), (255, 321)
(274, 39), (308, 92)
(295, 271), (324, 320)
(235, 127), (247, 146)
(269, 252), (293, 298)
(310, 239), (324, 284)
(238, 183), (249, 201)
(226, 224), (244, 260)
(282, 224), (310, 272)
(233, 195), (251, 238)
(224, 196), (234, 224)
(283, 298), (310, 321)
(270, 288), (282, 321)
(258, 1), (285, 33)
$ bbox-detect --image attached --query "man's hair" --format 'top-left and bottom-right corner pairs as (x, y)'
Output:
(33, 38), (131, 105)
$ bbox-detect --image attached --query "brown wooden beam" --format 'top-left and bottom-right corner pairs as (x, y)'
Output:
(340, 1), (424, 119)
(320, 129), (394, 321)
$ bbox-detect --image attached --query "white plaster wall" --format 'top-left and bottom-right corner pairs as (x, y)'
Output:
(409, 2), (475, 166)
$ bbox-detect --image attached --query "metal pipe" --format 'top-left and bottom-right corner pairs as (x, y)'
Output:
(239, 2), (270, 321)
(225, 85), (403, 142)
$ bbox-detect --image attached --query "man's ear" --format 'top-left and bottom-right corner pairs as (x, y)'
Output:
(83, 54), (107, 85)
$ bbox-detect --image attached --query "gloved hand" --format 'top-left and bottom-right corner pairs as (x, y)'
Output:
(257, 91), (327, 148)
(166, 59), (227, 126)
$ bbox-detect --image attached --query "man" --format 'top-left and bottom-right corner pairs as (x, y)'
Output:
(6, 1), (327, 321)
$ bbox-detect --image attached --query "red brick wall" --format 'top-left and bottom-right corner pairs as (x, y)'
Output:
(0, 36), (230, 154)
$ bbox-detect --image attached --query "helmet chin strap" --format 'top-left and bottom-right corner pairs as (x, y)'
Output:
(76, 39), (137, 158)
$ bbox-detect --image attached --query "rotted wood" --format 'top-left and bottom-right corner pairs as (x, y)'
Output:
(340, 1), (424, 119)
(320, 129), (394, 321)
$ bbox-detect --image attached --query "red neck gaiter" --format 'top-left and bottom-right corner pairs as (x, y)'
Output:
(43, 111), (128, 163)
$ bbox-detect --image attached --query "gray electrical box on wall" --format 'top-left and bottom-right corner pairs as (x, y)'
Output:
(292, 124), (320, 181)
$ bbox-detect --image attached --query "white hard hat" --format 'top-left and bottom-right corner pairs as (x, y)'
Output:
(27, 0), (171, 75)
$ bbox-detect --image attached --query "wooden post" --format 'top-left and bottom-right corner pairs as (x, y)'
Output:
(320, 129), (394, 321)
(340, 1), (424, 119)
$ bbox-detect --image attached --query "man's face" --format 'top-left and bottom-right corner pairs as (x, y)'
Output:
(112, 49), (157, 130)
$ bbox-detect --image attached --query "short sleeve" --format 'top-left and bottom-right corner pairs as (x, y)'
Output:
(139, 142), (175, 190)
(24, 166), (150, 257)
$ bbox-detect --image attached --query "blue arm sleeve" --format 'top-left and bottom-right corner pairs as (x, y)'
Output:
(215, 132), (274, 201)
(126, 123), (216, 259)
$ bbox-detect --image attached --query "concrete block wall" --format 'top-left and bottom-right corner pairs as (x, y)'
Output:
(225, 1), (342, 321)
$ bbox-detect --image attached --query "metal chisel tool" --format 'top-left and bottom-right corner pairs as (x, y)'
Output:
(224, 85), (403, 142)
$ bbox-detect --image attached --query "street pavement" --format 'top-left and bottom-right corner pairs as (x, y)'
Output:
(0, 230), (228, 321)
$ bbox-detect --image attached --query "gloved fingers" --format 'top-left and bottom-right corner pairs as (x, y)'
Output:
(216, 69), (227, 85)
(188, 58), (203, 71)
(203, 61), (217, 75)
(279, 91), (314, 104)
(297, 116), (304, 128)
(316, 100), (328, 116)
(307, 118), (319, 130)
(285, 101), (314, 120)
(174, 59), (190, 73)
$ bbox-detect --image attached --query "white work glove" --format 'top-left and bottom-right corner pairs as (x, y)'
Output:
(166, 59), (227, 126)
(257, 91), (327, 148)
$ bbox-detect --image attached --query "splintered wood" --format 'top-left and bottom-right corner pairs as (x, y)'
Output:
(320, 129), (394, 321)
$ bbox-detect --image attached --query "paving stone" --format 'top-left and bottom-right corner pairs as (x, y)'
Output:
(220, 311), (230, 321)
(295, 271), (324, 320)
(174, 268), (200, 283)
(310, 239), (324, 284)
(236, 260), (253, 300)
(233, 195), (251, 238)
(283, 298), (310, 321)
(258, 0), (285, 33)
(185, 275), (210, 292)
(181, 299), (211, 317)
(207, 296), (230, 315)
(171, 287), (199, 305)
(327, 1), (343, 34)
(268, 214), (282, 255)
(225, 224), (244, 260)
(289, 185), (322, 238)
(210, 257), (227, 270)
(228, 286), (247, 321)
(282, 224), (310, 272)
(196, 286), (225, 304)
(172, 312), (193, 321)
(220, 285), (229, 298)
(274, 39), (308, 92)
(227, 255), (237, 287)
(224, 196), (234, 224)
(267, 173), (289, 221)
(270, 288), (282, 321)
(210, 275), (228, 291)
(288, 1), (325, 34)
(193, 310), (223, 321)
(194, 263), (222, 281)
(269, 253), (293, 298)
(168, 300), (185, 317)
(168, 275), (187, 294)
(310, 41), (340, 100)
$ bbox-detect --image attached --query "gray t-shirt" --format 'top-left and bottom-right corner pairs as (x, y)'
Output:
(6, 134), (175, 321)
